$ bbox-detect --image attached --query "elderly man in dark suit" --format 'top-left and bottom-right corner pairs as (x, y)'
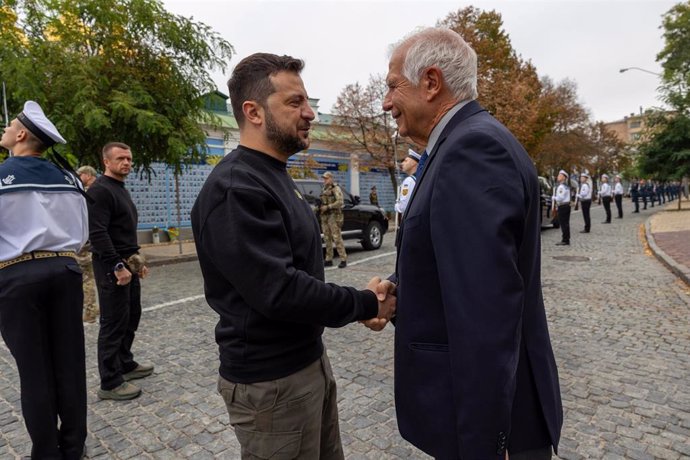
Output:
(366, 27), (563, 459)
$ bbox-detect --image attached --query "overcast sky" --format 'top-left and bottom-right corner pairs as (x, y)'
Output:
(162, 0), (675, 123)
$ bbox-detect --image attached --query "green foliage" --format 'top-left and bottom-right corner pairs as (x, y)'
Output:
(0, 0), (233, 176)
(637, 1), (690, 180)
(638, 111), (690, 179)
(657, 1), (690, 111)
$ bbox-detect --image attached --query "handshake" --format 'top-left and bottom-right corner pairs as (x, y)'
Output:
(361, 276), (397, 332)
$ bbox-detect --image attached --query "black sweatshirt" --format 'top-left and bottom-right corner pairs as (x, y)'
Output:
(191, 146), (378, 383)
(87, 175), (140, 268)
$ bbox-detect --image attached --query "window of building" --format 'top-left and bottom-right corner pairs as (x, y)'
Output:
(629, 120), (641, 129)
(206, 138), (225, 156)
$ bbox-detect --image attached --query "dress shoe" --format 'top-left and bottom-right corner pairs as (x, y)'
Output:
(580, 230), (589, 233)
(633, 211), (639, 213)
(324, 260), (333, 267)
(123, 363), (154, 381)
(555, 241), (569, 246)
(338, 260), (347, 269)
(97, 382), (141, 400)
(602, 221), (611, 224)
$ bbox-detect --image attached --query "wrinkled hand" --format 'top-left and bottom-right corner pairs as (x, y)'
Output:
(361, 276), (397, 331)
(320, 205), (327, 213)
(138, 265), (149, 279)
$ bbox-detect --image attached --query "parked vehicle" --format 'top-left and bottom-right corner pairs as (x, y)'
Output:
(539, 176), (560, 229)
(293, 179), (389, 250)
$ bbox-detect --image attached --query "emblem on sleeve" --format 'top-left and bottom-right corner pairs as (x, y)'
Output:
(2, 175), (15, 185)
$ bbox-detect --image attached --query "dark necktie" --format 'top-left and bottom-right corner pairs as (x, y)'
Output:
(415, 151), (429, 180)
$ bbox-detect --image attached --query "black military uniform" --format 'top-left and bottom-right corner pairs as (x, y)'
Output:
(0, 101), (88, 459)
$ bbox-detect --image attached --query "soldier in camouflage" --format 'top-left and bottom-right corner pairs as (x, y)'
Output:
(320, 172), (347, 268)
(77, 165), (99, 323)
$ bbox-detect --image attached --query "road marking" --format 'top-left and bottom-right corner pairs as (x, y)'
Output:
(144, 251), (397, 312)
(324, 250), (397, 270)
(143, 294), (205, 312)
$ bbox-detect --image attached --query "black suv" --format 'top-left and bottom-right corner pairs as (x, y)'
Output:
(293, 179), (389, 250)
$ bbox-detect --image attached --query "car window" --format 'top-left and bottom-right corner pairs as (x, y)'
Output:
(296, 181), (322, 205)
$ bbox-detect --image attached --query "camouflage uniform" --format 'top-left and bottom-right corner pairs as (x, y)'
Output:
(320, 182), (347, 263)
(75, 242), (99, 323)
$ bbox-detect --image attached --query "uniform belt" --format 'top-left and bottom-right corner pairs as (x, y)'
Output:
(0, 251), (77, 270)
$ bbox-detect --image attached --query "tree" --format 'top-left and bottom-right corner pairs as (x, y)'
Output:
(331, 75), (402, 193)
(657, 1), (690, 112)
(638, 111), (690, 179)
(635, 0), (690, 207)
(531, 78), (590, 178)
(0, 0), (234, 174)
(583, 122), (631, 185)
(440, 7), (546, 153)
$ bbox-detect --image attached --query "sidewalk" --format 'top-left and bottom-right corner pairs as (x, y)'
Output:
(646, 196), (690, 286)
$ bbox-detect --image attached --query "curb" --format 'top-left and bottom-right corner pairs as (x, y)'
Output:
(145, 254), (198, 267)
(644, 217), (690, 287)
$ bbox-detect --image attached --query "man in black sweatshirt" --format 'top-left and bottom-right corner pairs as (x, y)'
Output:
(88, 142), (153, 401)
(191, 53), (395, 459)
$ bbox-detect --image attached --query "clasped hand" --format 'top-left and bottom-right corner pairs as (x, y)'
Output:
(361, 276), (397, 332)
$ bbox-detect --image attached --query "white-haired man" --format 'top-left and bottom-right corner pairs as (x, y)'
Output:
(369, 28), (563, 459)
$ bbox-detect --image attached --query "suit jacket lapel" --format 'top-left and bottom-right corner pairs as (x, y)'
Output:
(400, 101), (487, 222)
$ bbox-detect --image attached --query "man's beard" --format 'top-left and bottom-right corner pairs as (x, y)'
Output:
(265, 110), (309, 155)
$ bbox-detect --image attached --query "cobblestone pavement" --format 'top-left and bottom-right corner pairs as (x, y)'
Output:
(1, 202), (689, 459)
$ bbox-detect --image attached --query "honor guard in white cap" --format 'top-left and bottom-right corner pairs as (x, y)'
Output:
(395, 149), (421, 215)
(599, 174), (612, 223)
(553, 169), (571, 245)
(614, 175), (624, 218)
(0, 101), (88, 458)
(577, 172), (593, 233)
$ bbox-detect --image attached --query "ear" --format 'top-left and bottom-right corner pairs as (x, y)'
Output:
(422, 66), (443, 102)
(16, 128), (28, 142)
(242, 101), (264, 127)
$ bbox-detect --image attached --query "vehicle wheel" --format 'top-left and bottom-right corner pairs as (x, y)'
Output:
(361, 221), (383, 250)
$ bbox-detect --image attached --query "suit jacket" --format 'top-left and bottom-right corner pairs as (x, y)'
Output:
(394, 101), (563, 459)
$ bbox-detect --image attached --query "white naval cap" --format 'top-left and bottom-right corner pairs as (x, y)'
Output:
(601, 173), (609, 179)
(558, 169), (568, 177)
(407, 149), (421, 161)
(580, 172), (590, 178)
(17, 101), (66, 147)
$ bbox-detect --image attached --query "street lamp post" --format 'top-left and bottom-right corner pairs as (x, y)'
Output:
(619, 67), (662, 77)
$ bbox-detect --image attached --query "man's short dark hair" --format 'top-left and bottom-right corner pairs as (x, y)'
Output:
(227, 53), (304, 127)
(102, 142), (131, 159)
(16, 120), (48, 153)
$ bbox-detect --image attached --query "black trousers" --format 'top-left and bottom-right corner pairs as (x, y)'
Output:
(0, 257), (86, 460)
(92, 255), (142, 390)
(602, 196), (612, 222)
(581, 199), (591, 231)
(614, 194), (623, 218)
(511, 447), (553, 460)
(557, 204), (570, 243)
(633, 197), (640, 212)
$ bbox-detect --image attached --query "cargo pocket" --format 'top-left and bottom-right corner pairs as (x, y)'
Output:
(234, 425), (301, 459)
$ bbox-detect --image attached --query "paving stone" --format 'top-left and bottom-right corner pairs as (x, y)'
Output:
(0, 202), (688, 458)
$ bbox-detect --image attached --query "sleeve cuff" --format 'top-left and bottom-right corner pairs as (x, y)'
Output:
(358, 289), (379, 320)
